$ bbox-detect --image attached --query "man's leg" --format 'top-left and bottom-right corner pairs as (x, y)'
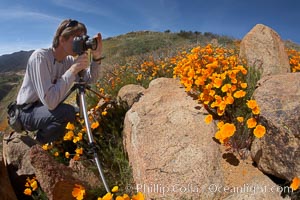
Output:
(19, 103), (76, 144)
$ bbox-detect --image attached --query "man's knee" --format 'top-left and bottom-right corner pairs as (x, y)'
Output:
(53, 104), (76, 123)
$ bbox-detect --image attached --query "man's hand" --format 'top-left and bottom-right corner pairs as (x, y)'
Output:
(70, 53), (89, 75)
(91, 33), (103, 61)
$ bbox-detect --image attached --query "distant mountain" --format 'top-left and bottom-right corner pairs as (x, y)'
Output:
(0, 50), (34, 72)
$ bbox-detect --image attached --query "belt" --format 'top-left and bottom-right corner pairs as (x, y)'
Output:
(18, 101), (39, 110)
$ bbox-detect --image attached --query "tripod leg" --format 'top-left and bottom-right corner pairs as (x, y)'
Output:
(79, 90), (110, 193)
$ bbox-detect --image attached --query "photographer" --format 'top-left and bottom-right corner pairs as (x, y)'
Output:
(8, 19), (103, 144)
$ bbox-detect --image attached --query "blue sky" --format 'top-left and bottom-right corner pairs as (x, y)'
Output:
(1, 0), (300, 56)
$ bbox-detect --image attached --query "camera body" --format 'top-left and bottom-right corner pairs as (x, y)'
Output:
(73, 35), (97, 55)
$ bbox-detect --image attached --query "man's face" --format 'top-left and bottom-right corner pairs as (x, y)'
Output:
(61, 32), (84, 56)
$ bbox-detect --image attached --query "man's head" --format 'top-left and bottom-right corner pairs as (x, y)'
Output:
(52, 19), (87, 49)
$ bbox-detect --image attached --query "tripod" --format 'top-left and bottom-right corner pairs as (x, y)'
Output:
(63, 77), (110, 193)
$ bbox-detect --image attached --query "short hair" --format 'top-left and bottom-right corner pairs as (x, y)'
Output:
(52, 19), (87, 48)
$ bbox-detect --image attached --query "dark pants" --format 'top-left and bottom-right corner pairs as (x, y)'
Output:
(19, 102), (76, 144)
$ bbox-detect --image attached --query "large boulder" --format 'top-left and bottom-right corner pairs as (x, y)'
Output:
(239, 24), (290, 77)
(30, 145), (86, 200)
(123, 78), (223, 199)
(251, 73), (300, 181)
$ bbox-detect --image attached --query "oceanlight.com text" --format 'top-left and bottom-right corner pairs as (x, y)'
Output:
(208, 183), (292, 194)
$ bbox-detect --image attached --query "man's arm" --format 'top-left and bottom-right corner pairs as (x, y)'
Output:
(28, 52), (76, 110)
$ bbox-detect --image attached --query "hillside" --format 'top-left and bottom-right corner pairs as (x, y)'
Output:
(102, 30), (235, 66)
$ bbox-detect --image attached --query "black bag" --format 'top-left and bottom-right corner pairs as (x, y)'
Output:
(7, 101), (23, 132)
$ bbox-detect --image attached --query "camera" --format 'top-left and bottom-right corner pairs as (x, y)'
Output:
(73, 35), (97, 55)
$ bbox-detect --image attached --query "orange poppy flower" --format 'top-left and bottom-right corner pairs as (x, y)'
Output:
(290, 177), (300, 191)
(205, 114), (213, 124)
(247, 118), (257, 128)
(252, 106), (260, 115)
(213, 78), (223, 88)
(246, 100), (257, 109)
(237, 117), (244, 123)
(253, 125), (266, 138)
(233, 90), (246, 98)
(72, 184), (86, 200)
(91, 121), (100, 129)
(240, 82), (247, 88)
(215, 123), (236, 143)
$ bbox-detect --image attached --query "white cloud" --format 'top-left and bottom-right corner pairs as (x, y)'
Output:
(51, 0), (113, 17)
(0, 7), (61, 22)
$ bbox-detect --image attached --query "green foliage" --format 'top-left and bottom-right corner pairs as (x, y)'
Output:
(78, 98), (134, 197)
(226, 66), (261, 153)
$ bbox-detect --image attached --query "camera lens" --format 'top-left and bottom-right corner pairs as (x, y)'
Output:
(86, 38), (97, 50)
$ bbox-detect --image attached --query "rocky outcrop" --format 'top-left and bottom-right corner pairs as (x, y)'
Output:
(251, 73), (300, 181)
(2, 133), (101, 200)
(2, 133), (37, 199)
(123, 78), (223, 199)
(239, 24), (290, 77)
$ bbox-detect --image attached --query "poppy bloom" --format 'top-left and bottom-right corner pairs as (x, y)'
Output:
(252, 106), (260, 115)
(64, 131), (74, 141)
(91, 121), (100, 129)
(237, 117), (244, 123)
(66, 122), (75, 130)
(240, 82), (247, 88)
(253, 125), (266, 138)
(75, 148), (83, 155)
(131, 192), (145, 200)
(101, 192), (113, 200)
(72, 184), (86, 200)
(224, 95), (234, 104)
(24, 188), (32, 196)
(247, 118), (257, 128)
(205, 114), (213, 124)
(290, 177), (300, 191)
(111, 186), (119, 193)
(246, 100), (258, 109)
(215, 123), (236, 143)
(221, 84), (231, 93)
(233, 90), (246, 98)
(213, 78), (223, 88)
(65, 152), (70, 159)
